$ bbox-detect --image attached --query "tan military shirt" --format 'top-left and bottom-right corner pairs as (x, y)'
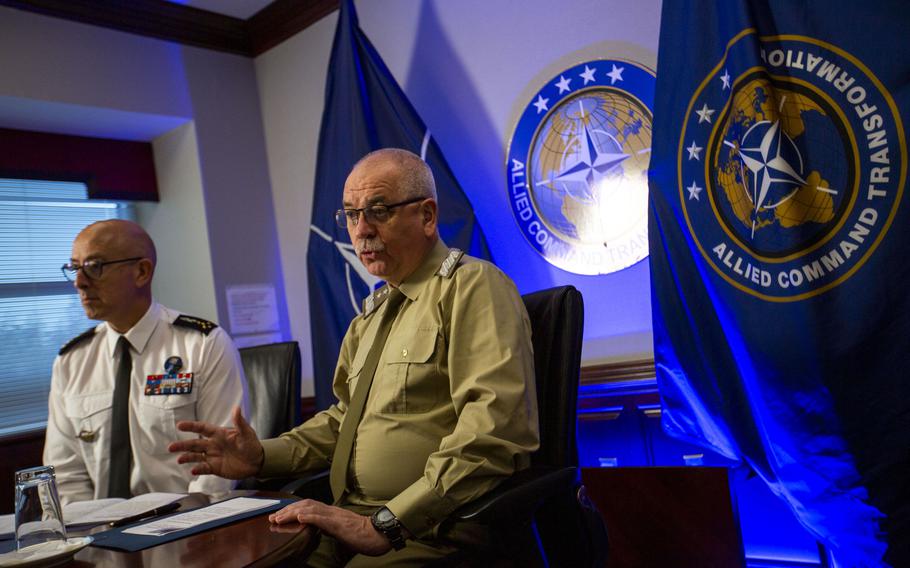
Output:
(260, 240), (539, 537)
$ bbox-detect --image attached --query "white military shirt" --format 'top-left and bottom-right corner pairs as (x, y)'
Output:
(44, 302), (249, 505)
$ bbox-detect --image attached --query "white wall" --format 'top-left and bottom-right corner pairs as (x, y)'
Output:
(179, 46), (291, 338)
(256, 0), (662, 395)
(137, 123), (218, 321)
(0, 9), (192, 119)
(0, 7), (290, 341)
(255, 14), (338, 397)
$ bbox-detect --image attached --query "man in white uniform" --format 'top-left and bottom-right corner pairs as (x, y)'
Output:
(44, 219), (248, 505)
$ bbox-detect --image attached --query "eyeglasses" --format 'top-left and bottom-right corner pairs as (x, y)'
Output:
(334, 197), (426, 228)
(61, 257), (143, 282)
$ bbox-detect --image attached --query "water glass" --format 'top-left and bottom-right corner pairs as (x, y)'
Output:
(14, 465), (67, 550)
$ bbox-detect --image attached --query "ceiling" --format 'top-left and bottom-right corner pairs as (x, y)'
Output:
(166, 0), (275, 20)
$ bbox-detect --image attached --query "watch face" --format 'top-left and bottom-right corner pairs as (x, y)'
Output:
(374, 507), (395, 524)
(372, 507), (406, 550)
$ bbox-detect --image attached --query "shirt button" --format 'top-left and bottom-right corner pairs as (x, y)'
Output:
(401, 348), (408, 358)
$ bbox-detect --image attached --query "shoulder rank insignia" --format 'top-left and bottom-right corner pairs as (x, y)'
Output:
(174, 315), (218, 335)
(362, 285), (392, 317)
(59, 326), (97, 355)
(437, 248), (465, 278)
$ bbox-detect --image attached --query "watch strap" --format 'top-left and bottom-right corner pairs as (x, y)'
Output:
(371, 506), (406, 551)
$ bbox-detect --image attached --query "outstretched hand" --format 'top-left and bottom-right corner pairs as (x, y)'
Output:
(168, 406), (264, 480)
(269, 500), (392, 557)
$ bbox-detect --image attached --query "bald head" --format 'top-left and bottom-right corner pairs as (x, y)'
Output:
(78, 219), (157, 269)
(353, 148), (437, 201)
(71, 220), (157, 332)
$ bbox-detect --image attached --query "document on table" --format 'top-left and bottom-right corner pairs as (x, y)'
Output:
(63, 498), (124, 523)
(69, 493), (184, 526)
(122, 497), (280, 536)
(0, 493), (184, 539)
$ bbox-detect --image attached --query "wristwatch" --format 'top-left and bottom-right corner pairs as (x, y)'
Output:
(371, 506), (406, 551)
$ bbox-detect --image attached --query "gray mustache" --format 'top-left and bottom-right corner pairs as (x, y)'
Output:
(355, 239), (385, 254)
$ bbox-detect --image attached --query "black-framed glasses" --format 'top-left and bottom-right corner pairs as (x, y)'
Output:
(61, 257), (143, 281)
(334, 197), (426, 228)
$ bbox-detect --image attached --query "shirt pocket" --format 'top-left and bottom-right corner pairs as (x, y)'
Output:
(137, 390), (198, 455)
(343, 346), (369, 407)
(378, 325), (442, 414)
(63, 392), (113, 467)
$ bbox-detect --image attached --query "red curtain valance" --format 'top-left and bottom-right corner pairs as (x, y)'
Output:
(0, 128), (158, 201)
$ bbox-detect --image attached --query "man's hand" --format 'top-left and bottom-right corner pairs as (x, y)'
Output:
(168, 406), (264, 480)
(269, 500), (393, 557)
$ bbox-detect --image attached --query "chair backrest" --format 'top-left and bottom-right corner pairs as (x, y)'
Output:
(239, 341), (303, 439)
(522, 287), (606, 566)
(521, 285), (584, 468)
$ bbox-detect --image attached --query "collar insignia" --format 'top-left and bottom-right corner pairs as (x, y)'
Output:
(174, 315), (218, 335)
(437, 249), (465, 278)
(363, 285), (392, 317)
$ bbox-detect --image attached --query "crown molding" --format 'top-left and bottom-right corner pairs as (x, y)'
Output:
(0, 0), (340, 57)
(249, 0), (339, 56)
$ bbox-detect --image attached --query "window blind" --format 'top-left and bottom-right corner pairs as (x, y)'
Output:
(0, 179), (131, 435)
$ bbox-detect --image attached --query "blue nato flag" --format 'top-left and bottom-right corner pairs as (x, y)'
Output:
(648, 0), (909, 565)
(307, 0), (491, 411)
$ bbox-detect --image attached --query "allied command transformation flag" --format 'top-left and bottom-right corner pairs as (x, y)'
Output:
(307, 0), (492, 410)
(648, 1), (908, 565)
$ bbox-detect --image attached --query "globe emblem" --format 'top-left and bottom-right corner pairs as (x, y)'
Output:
(530, 90), (651, 248)
(711, 77), (850, 258)
(507, 59), (655, 275)
(680, 33), (904, 300)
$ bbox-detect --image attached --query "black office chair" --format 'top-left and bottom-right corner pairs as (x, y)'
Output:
(238, 340), (303, 490)
(440, 285), (608, 567)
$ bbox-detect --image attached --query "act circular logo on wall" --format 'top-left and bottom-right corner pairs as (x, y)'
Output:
(680, 31), (906, 301)
(506, 59), (655, 275)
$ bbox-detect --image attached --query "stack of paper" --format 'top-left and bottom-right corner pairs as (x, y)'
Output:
(121, 497), (278, 536)
(0, 492), (184, 539)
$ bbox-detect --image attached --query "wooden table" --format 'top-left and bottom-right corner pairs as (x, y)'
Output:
(69, 491), (314, 568)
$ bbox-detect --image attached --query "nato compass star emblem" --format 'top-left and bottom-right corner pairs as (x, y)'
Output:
(545, 105), (630, 200)
(678, 31), (905, 301)
(506, 59), (655, 275)
(736, 117), (837, 238)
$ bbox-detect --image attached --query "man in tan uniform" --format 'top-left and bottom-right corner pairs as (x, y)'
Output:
(169, 148), (539, 566)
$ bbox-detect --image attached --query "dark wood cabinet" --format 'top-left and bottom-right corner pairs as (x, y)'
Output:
(582, 466), (745, 568)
